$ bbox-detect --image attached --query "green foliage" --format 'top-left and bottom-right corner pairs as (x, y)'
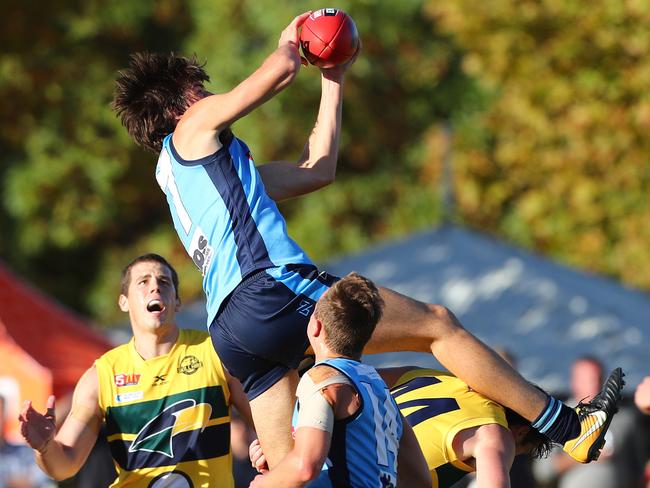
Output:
(427, 0), (650, 288)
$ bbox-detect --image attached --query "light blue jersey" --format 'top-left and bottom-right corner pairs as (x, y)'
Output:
(155, 131), (312, 323)
(307, 358), (402, 488)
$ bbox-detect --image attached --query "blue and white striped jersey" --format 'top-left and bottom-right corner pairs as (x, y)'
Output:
(155, 131), (312, 324)
(308, 358), (402, 488)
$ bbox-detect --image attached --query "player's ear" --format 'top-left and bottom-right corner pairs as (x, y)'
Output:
(118, 294), (129, 312)
(175, 296), (181, 311)
(307, 314), (321, 336)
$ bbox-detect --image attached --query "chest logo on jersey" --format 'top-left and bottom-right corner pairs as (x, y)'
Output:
(116, 391), (144, 403)
(129, 399), (213, 458)
(190, 228), (213, 276)
(114, 373), (141, 387)
(178, 355), (202, 375)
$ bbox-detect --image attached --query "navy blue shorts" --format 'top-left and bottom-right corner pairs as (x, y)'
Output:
(209, 264), (339, 400)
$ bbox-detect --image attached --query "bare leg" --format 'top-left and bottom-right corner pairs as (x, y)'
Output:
(365, 286), (547, 421)
(248, 370), (299, 469)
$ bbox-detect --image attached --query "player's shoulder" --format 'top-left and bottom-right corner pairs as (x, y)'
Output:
(308, 364), (344, 384)
(178, 328), (211, 346)
(392, 367), (450, 388)
(97, 341), (130, 363)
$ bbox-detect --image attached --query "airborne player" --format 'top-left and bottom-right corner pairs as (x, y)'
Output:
(112, 9), (623, 469)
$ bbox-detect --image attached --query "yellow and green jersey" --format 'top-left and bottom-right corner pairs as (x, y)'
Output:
(391, 368), (508, 488)
(96, 329), (233, 487)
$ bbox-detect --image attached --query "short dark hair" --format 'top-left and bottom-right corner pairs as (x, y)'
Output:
(120, 253), (179, 299)
(112, 52), (209, 153)
(315, 272), (384, 359)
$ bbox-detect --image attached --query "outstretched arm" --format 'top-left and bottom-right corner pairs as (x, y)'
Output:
(260, 47), (360, 202)
(20, 366), (103, 481)
(173, 13), (310, 160)
(635, 376), (650, 415)
(259, 57), (354, 202)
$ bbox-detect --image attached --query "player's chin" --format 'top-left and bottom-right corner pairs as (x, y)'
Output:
(144, 313), (169, 329)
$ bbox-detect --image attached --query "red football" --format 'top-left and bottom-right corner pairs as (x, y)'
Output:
(300, 8), (359, 68)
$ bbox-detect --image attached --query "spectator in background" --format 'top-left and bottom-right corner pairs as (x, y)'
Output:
(534, 356), (645, 488)
(634, 377), (650, 488)
(0, 394), (50, 488)
(635, 377), (650, 415)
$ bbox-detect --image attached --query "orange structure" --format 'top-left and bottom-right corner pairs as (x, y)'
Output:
(0, 262), (112, 443)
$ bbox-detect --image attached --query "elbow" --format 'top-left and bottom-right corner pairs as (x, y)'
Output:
(314, 169), (336, 190)
(47, 465), (80, 482)
(309, 157), (337, 189)
(52, 472), (75, 482)
(297, 467), (320, 483)
(295, 461), (321, 484)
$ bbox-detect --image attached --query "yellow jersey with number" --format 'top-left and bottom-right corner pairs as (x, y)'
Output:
(391, 368), (508, 488)
(96, 329), (233, 488)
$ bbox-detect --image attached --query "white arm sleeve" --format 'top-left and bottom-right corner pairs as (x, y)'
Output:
(295, 372), (352, 433)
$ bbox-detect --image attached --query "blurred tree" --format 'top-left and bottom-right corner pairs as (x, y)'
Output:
(426, 0), (650, 289)
(1, 0), (198, 316)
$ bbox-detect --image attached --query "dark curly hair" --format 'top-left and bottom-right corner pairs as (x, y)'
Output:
(112, 52), (210, 153)
(504, 384), (557, 460)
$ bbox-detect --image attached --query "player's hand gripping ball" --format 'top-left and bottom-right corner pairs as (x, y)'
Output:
(299, 8), (359, 68)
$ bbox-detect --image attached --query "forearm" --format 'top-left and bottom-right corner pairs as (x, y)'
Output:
(34, 440), (83, 481)
(249, 44), (302, 108)
(475, 449), (511, 488)
(298, 74), (344, 182)
(254, 451), (316, 487)
(260, 75), (343, 201)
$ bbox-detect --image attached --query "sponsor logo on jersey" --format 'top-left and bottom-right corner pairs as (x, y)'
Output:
(190, 227), (213, 276)
(380, 472), (397, 488)
(129, 399), (213, 458)
(178, 355), (202, 375)
(116, 391), (144, 403)
(297, 299), (314, 317)
(152, 374), (168, 386)
(114, 373), (141, 387)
